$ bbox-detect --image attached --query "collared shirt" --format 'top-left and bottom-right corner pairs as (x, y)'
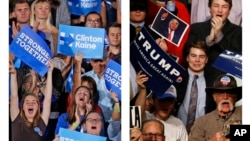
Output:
(189, 106), (242, 141)
(130, 21), (145, 29)
(177, 68), (207, 126)
(83, 70), (113, 122)
(107, 120), (121, 141)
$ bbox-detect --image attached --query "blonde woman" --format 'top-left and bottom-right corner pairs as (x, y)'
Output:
(30, 0), (58, 56)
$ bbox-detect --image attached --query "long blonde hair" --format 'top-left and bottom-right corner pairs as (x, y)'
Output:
(30, 0), (52, 32)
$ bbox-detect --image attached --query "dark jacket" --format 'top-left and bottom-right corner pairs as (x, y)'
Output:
(183, 19), (242, 81)
(173, 70), (216, 116)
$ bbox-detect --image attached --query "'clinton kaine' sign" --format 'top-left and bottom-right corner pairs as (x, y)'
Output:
(9, 25), (52, 77)
(67, 0), (101, 15)
(130, 27), (186, 96)
(58, 24), (105, 59)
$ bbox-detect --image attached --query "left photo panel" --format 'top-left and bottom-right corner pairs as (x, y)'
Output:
(8, 0), (121, 141)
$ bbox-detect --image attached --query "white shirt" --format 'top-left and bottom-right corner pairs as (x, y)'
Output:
(146, 112), (188, 141)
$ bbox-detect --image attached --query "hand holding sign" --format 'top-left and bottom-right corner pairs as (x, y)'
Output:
(9, 25), (53, 77)
(104, 60), (121, 100)
(136, 71), (149, 89)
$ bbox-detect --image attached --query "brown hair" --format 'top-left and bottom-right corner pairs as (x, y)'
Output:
(67, 85), (92, 124)
(208, 0), (232, 9)
(184, 40), (209, 57)
(19, 92), (41, 128)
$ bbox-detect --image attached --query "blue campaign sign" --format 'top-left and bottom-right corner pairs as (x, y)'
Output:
(213, 49), (242, 79)
(130, 27), (186, 96)
(58, 128), (107, 141)
(67, 0), (101, 16)
(104, 59), (121, 100)
(58, 24), (105, 59)
(9, 25), (53, 77)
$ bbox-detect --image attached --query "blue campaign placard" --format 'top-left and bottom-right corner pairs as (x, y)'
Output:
(212, 49), (242, 79)
(58, 24), (105, 59)
(58, 128), (107, 141)
(104, 59), (121, 100)
(9, 25), (53, 77)
(67, 0), (101, 16)
(130, 27), (186, 96)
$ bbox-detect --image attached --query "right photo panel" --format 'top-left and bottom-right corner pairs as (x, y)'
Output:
(129, 0), (242, 141)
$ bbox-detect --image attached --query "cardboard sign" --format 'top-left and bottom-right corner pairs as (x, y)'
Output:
(9, 25), (53, 76)
(151, 7), (189, 47)
(130, 27), (186, 96)
(213, 50), (242, 79)
(104, 59), (121, 100)
(58, 24), (105, 59)
(67, 0), (101, 15)
(130, 106), (142, 129)
(58, 128), (107, 141)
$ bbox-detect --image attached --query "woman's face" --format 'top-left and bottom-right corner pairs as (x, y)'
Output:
(75, 87), (91, 107)
(83, 112), (102, 135)
(34, 2), (50, 20)
(22, 74), (40, 96)
(23, 95), (39, 119)
(81, 81), (94, 96)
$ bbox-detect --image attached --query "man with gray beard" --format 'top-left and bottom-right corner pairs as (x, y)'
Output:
(188, 74), (242, 141)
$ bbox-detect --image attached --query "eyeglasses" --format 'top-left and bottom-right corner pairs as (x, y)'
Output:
(86, 118), (102, 123)
(142, 133), (164, 139)
(86, 19), (101, 24)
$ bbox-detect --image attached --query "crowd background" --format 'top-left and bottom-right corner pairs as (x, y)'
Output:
(3, 0), (250, 141)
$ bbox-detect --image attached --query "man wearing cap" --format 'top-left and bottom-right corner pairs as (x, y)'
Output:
(135, 71), (188, 141)
(189, 74), (242, 141)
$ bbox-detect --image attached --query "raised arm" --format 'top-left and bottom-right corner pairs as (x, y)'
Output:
(72, 52), (84, 94)
(110, 91), (120, 120)
(134, 71), (149, 121)
(41, 60), (54, 125)
(9, 60), (20, 121)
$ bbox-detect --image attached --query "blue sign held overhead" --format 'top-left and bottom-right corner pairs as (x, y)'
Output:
(9, 25), (53, 77)
(130, 27), (186, 96)
(104, 59), (121, 100)
(213, 49), (242, 79)
(58, 24), (106, 59)
(67, 0), (102, 15)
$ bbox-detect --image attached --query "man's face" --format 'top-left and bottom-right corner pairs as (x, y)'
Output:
(213, 91), (237, 114)
(209, 0), (231, 23)
(140, 121), (165, 141)
(13, 3), (31, 24)
(169, 20), (179, 31)
(90, 59), (107, 76)
(154, 98), (175, 120)
(108, 27), (121, 47)
(130, 10), (146, 23)
(85, 14), (102, 28)
(187, 47), (208, 74)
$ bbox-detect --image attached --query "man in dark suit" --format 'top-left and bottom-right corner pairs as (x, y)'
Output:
(174, 40), (216, 133)
(183, 0), (242, 82)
